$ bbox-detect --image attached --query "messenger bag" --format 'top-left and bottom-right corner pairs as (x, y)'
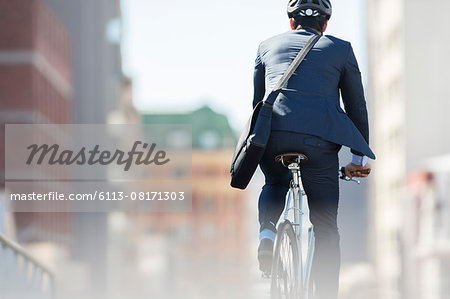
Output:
(230, 34), (321, 189)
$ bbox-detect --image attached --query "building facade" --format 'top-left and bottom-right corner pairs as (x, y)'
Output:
(45, 0), (124, 124)
(134, 106), (252, 298)
(0, 0), (73, 246)
(42, 1), (128, 297)
(0, 1), (129, 297)
(367, 0), (450, 298)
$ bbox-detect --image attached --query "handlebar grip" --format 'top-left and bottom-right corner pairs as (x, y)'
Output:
(340, 167), (371, 178)
(350, 169), (371, 176)
(340, 166), (366, 184)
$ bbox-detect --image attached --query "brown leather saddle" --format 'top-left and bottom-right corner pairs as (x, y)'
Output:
(274, 152), (309, 166)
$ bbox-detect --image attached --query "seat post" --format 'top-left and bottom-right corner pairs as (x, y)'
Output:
(276, 153), (307, 237)
(288, 160), (301, 238)
(290, 157), (304, 286)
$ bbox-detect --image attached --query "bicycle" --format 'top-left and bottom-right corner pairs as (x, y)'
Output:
(269, 152), (368, 299)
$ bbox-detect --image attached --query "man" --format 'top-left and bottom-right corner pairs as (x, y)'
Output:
(254, 1), (374, 298)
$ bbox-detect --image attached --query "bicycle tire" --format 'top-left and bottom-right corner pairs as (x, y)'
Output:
(271, 220), (299, 299)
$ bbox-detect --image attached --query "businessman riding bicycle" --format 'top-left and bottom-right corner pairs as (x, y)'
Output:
(253, 1), (375, 298)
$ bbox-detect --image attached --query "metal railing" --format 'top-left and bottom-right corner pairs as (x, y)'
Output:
(0, 233), (54, 299)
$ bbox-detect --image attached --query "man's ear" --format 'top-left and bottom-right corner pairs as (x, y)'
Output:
(290, 18), (296, 30)
(322, 20), (328, 33)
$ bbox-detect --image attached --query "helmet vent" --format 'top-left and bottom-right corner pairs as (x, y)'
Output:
(322, 0), (331, 9)
(312, 0), (320, 5)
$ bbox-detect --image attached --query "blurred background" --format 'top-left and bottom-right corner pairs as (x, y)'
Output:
(0, 0), (449, 298)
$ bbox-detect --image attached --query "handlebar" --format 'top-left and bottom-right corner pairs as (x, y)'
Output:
(339, 167), (371, 184)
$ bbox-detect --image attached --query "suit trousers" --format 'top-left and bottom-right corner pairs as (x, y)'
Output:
(258, 130), (341, 299)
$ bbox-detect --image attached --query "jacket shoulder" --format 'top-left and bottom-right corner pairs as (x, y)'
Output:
(323, 35), (350, 45)
(322, 35), (352, 53)
(319, 35), (354, 66)
(260, 32), (352, 50)
(258, 31), (291, 49)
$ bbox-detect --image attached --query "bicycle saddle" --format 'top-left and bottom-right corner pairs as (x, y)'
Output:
(275, 153), (309, 165)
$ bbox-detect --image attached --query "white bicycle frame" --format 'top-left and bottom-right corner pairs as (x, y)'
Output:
(278, 155), (362, 298)
(281, 156), (314, 299)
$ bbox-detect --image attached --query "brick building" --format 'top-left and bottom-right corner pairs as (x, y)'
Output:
(0, 0), (72, 126)
(0, 0), (72, 187)
(0, 0), (73, 241)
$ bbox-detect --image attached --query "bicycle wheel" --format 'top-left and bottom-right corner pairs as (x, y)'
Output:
(271, 220), (299, 299)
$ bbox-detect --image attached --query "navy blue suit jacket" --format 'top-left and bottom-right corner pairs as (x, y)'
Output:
(253, 28), (375, 159)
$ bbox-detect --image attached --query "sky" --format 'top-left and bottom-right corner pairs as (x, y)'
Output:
(121, 0), (367, 131)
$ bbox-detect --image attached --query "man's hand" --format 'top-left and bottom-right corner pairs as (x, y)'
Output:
(344, 162), (371, 179)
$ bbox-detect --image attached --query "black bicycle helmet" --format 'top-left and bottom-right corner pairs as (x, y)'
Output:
(287, 0), (332, 19)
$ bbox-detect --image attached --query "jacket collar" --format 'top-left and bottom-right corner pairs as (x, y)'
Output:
(298, 28), (322, 36)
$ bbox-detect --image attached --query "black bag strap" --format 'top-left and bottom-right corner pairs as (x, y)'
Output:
(264, 34), (321, 106)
